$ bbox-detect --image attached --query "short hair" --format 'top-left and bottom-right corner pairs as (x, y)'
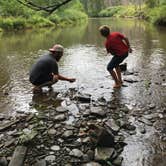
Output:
(99, 25), (110, 37)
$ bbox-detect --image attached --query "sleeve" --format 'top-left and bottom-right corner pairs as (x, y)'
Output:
(117, 32), (125, 39)
(52, 61), (59, 75)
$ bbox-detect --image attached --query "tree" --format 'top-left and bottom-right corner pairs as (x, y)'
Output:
(16, 0), (73, 13)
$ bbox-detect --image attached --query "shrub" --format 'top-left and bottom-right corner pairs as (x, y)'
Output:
(28, 16), (55, 27)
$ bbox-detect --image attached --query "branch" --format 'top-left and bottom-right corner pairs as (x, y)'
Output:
(16, 0), (73, 13)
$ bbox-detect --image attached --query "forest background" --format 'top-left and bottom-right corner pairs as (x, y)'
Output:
(0, 0), (165, 31)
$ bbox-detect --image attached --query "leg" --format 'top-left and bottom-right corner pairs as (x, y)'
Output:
(115, 65), (123, 84)
(107, 56), (121, 88)
(109, 69), (121, 88)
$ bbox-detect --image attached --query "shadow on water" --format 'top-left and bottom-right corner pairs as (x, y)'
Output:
(0, 18), (166, 166)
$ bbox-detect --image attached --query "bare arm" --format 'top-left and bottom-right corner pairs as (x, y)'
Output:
(57, 74), (76, 82)
(122, 37), (132, 53)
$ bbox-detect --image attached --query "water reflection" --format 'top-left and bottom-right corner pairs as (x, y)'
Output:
(0, 18), (166, 166)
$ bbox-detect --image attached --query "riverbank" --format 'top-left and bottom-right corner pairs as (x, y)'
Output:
(0, 1), (87, 31)
(98, 5), (166, 26)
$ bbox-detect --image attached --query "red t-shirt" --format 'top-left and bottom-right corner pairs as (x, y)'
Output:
(105, 32), (129, 56)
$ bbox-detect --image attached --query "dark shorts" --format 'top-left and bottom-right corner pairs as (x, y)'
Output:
(30, 75), (53, 86)
(107, 53), (128, 71)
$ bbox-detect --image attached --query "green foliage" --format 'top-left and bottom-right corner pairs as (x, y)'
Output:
(98, 6), (136, 18)
(0, 0), (88, 31)
(99, 6), (122, 17)
(0, 17), (26, 30)
(28, 16), (55, 28)
(145, 5), (166, 25)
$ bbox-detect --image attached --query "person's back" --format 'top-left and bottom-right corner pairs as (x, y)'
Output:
(29, 53), (58, 86)
(105, 32), (129, 56)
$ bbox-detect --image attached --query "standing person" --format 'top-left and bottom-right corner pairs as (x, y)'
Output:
(29, 44), (76, 94)
(99, 25), (132, 88)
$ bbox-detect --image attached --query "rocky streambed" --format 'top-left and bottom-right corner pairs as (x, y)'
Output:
(0, 70), (166, 166)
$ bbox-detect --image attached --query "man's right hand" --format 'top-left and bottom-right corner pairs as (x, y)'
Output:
(68, 78), (76, 83)
(129, 48), (133, 53)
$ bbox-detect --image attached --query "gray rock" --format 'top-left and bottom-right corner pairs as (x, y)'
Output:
(69, 149), (84, 158)
(74, 94), (91, 103)
(54, 114), (66, 121)
(81, 162), (102, 166)
(45, 155), (55, 162)
(35, 159), (46, 166)
(51, 145), (60, 151)
(94, 147), (115, 161)
(105, 119), (120, 133)
(0, 157), (8, 166)
(112, 156), (123, 166)
(90, 107), (106, 117)
(56, 106), (68, 113)
(62, 130), (74, 139)
(88, 124), (114, 147)
(48, 129), (56, 135)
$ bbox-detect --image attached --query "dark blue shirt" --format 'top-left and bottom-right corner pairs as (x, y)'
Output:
(29, 53), (58, 85)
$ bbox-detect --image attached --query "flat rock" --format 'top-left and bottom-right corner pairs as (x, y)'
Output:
(62, 130), (74, 139)
(69, 149), (83, 158)
(48, 129), (56, 135)
(34, 159), (46, 166)
(105, 119), (120, 133)
(56, 106), (68, 113)
(54, 114), (66, 121)
(90, 107), (106, 117)
(45, 155), (55, 162)
(81, 162), (102, 166)
(51, 145), (60, 151)
(94, 147), (115, 161)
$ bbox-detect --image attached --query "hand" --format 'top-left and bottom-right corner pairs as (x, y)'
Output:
(129, 47), (132, 53)
(52, 74), (59, 83)
(69, 78), (76, 83)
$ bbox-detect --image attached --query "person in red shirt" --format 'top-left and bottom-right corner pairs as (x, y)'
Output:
(99, 25), (132, 88)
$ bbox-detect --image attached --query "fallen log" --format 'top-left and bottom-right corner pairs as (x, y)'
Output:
(8, 146), (27, 166)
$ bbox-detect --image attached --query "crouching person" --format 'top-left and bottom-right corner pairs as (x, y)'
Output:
(29, 44), (76, 94)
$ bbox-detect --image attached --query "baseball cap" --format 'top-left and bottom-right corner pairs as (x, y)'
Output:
(49, 44), (64, 52)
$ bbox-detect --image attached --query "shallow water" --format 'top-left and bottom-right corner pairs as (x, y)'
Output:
(0, 18), (166, 165)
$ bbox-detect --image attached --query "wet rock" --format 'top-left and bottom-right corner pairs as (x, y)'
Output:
(54, 114), (66, 121)
(138, 118), (153, 126)
(144, 113), (158, 120)
(86, 150), (94, 160)
(34, 159), (46, 166)
(56, 106), (68, 113)
(122, 123), (136, 131)
(51, 145), (60, 151)
(88, 124), (115, 147)
(105, 119), (120, 133)
(69, 149), (84, 158)
(83, 109), (91, 117)
(0, 157), (8, 166)
(124, 78), (138, 83)
(148, 104), (156, 109)
(74, 94), (91, 103)
(94, 147), (115, 161)
(119, 63), (127, 71)
(112, 156), (123, 166)
(81, 162), (102, 166)
(90, 107), (106, 118)
(138, 126), (146, 134)
(48, 129), (57, 135)
(45, 155), (55, 163)
(62, 130), (74, 139)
